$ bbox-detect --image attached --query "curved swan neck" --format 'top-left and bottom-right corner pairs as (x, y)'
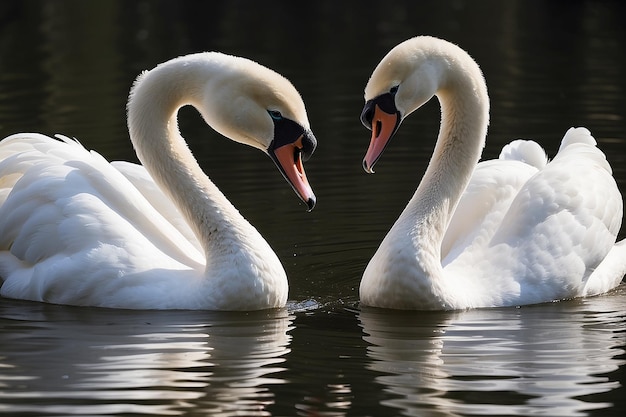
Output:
(126, 55), (252, 259)
(403, 46), (490, 261)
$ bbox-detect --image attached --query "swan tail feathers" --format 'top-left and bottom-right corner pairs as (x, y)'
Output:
(559, 127), (596, 151)
(583, 238), (626, 296)
(553, 127), (612, 174)
(499, 140), (548, 168)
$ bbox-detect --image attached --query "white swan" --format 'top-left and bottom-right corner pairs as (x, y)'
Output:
(0, 52), (317, 310)
(359, 36), (626, 310)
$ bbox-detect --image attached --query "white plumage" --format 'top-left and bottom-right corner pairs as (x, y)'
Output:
(359, 36), (625, 310)
(0, 53), (316, 310)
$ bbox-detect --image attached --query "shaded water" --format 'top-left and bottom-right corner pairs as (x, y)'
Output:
(1, 0), (625, 415)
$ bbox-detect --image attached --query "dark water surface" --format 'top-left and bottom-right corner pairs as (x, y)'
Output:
(1, 1), (625, 415)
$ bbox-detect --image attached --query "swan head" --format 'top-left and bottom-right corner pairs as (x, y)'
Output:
(158, 52), (317, 211)
(190, 53), (317, 210)
(360, 36), (446, 173)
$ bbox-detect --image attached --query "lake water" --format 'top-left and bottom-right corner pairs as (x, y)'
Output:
(0, 0), (625, 416)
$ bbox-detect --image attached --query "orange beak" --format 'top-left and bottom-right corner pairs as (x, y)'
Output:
(362, 104), (401, 173)
(360, 92), (402, 173)
(271, 135), (316, 211)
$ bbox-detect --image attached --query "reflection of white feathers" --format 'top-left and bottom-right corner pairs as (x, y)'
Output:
(360, 36), (625, 309)
(0, 303), (292, 415)
(0, 52), (312, 310)
(359, 294), (625, 416)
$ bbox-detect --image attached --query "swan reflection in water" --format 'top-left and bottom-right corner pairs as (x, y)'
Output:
(0, 302), (293, 415)
(359, 286), (626, 417)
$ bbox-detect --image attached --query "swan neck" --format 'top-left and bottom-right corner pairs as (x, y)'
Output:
(127, 58), (248, 259)
(405, 55), (489, 263)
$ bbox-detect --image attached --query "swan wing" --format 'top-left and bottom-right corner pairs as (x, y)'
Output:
(0, 134), (205, 303)
(111, 160), (202, 253)
(442, 140), (546, 263)
(444, 129), (623, 305)
(483, 128), (623, 301)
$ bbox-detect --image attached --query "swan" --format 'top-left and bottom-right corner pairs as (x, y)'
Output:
(359, 36), (626, 310)
(0, 52), (317, 310)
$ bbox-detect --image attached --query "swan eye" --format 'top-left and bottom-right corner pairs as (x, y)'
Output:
(390, 85), (399, 95)
(268, 110), (283, 120)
